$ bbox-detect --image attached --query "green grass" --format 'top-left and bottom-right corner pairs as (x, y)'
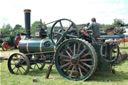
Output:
(0, 43), (128, 85)
(0, 61), (128, 85)
(119, 42), (128, 52)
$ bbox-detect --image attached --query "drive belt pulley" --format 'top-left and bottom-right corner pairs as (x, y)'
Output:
(100, 42), (120, 63)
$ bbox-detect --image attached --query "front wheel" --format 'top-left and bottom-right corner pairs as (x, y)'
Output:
(8, 53), (30, 75)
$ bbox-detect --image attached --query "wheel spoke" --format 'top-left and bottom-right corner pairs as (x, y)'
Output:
(78, 64), (88, 72)
(80, 59), (92, 62)
(66, 64), (72, 73)
(66, 23), (73, 31)
(78, 66), (83, 77)
(53, 32), (63, 35)
(67, 44), (73, 55)
(11, 63), (16, 65)
(12, 66), (16, 70)
(77, 43), (81, 54)
(60, 53), (70, 58)
(12, 59), (16, 64)
(16, 68), (19, 74)
(20, 59), (25, 64)
(69, 66), (75, 77)
(81, 62), (91, 69)
(77, 48), (86, 57)
(63, 59), (70, 62)
(60, 63), (70, 69)
(18, 68), (22, 74)
(34, 64), (36, 69)
(21, 66), (26, 72)
(74, 66), (79, 77)
(36, 64), (40, 69)
(59, 21), (64, 30)
(81, 52), (90, 58)
(73, 43), (76, 56)
(65, 50), (72, 57)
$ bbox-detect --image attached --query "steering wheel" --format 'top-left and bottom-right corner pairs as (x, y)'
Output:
(50, 18), (79, 46)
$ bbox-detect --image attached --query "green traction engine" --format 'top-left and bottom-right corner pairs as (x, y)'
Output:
(0, 33), (21, 51)
(8, 9), (121, 81)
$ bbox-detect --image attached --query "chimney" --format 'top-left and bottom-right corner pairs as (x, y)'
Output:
(24, 9), (31, 38)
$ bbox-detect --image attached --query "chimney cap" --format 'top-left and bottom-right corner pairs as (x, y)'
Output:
(24, 9), (31, 13)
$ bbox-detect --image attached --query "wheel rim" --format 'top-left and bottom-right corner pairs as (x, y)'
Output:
(8, 53), (30, 75)
(50, 18), (79, 46)
(55, 39), (97, 81)
(2, 42), (8, 51)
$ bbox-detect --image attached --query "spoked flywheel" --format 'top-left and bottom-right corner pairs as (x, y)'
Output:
(8, 53), (30, 75)
(50, 18), (79, 46)
(55, 38), (97, 81)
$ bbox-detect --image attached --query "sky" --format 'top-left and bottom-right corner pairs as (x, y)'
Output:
(0, 0), (128, 28)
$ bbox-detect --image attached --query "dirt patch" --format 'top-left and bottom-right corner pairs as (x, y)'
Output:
(0, 50), (19, 58)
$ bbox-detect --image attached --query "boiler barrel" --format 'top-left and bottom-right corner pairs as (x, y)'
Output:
(18, 38), (56, 53)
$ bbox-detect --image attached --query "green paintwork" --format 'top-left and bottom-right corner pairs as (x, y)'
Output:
(2, 35), (15, 42)
(93, 44), (111, 72)
(19, 38), (56, 53)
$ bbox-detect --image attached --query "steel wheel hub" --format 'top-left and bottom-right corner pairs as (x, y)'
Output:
(70, 56), (79, 66)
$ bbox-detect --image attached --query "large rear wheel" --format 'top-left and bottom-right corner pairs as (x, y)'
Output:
(55, 39), (97, 81)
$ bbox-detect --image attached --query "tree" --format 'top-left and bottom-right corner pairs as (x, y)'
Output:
(0, 24), (13, 35)
(13, 24), (25, 33)
(31, 21), (40, 35)
(14, 24), (23, 30)
(112, 18), (125, 26)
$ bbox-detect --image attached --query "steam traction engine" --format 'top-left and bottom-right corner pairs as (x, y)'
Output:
(8, 9), (122, 81)
(0, 33), (21, 51)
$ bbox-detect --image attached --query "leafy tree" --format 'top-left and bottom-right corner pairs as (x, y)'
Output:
(112, 18), (125, 26)
(31, 21), (40, 35)
(13, 24), (25, 33)
(0, 24), (13, 35)
(31, 20), (46, 35)
(14, 24), (23, 30)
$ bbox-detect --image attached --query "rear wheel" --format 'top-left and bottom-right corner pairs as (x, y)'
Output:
(55, 39), (97, 81)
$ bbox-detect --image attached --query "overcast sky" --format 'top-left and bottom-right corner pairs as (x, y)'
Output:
(0, 0), (128, 28)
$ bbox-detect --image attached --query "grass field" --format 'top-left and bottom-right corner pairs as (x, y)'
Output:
(0, 43), (128, 85)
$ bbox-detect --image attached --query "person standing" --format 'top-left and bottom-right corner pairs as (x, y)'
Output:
(88, 18), (100, 39)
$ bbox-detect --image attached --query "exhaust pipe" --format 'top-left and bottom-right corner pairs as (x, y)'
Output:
(24, 9), (31, 38)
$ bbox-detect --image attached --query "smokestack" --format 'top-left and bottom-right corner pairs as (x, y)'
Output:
(24, 9), (31, 38)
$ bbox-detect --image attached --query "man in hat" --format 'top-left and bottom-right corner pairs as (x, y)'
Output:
(88, 18), (100, 40)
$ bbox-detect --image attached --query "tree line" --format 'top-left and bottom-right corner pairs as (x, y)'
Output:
(0, 18), (128, 36)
